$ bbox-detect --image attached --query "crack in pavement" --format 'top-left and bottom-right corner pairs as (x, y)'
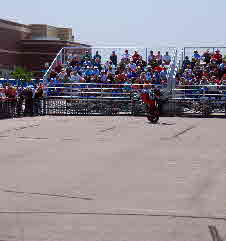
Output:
(0, 136), (79, 142)
(99, 126), (116, 133)
(0, 188), (93, 201)
(172, 125), (196, 138)
(0, 124), (40, 136)
(0, 211), (226, 221)
(161, 125), (196, 140)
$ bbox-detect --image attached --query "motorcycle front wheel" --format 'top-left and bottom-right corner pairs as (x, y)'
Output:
(147, 108), (159, 123)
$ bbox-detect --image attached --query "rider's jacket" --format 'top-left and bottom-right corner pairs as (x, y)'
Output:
(141, 89), (157, 106)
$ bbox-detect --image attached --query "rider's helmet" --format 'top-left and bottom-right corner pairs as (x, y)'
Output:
(148, 89), (156, 100)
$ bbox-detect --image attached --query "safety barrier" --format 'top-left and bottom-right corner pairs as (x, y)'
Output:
(44, 83), (168, 116)
(0, 99), (17, 119)
(169, 85), (226, 116)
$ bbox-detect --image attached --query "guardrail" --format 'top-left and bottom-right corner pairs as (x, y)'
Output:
(173, 85), (226, 100)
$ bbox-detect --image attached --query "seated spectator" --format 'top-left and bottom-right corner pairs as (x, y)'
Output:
(93, 66), (100, 76)
(93, 57), (102, 70)
(82, 50), (92, 61)
(121, 49), (130, 63)
(156, 51), (162, 65)
(70, 71), (85, 82)
(202, 49), (211, 64)
(139, 72), (147, 82)
(93, 51), (101, 61)
(132, 51), (141, 63)
(160, 67), (168, 81)
(84, 66), (94, 77)
(128, 61), (137, 71)
(55, 64), (63, 73)
(182, 56), (191, 70)
(162, 52), (171, 65)
(193, 50), (201, 60)
(148, 51), (155, 64)
(70, 56), (80, 67)
(219, 60), (226, 79)
(100, 70), (108, 83)
(212, 50), (222, 64)
(0, 87), (6, 98)
(57, 68), (68, 82)
(110, 51), (117, 66)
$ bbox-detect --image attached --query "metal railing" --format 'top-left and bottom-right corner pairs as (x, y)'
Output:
(173, 85), (226, 99)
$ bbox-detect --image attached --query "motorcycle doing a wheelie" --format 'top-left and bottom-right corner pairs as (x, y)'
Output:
(141, 90), (160, 123)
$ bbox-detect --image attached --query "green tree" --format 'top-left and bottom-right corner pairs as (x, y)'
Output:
(11, 67), (33, 86)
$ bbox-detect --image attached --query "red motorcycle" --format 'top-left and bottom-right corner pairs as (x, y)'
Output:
(141, 92), (160, 123)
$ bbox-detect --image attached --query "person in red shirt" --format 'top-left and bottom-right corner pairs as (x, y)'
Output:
(116, 71), (127, 83)
(132, 51), (141, 63)
(212, 50), (222, 64)
(153, 66), (163, 72)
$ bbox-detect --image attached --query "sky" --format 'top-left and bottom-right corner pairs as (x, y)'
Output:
(1, 0), (226, 47)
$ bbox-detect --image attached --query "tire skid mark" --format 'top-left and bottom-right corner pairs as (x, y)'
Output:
(99, 126), (116, 133)
(0, 136), (79, 142)
(161, 125), (196, 140)
(0, 124), (40, 136)
(0, 188), (93, 201)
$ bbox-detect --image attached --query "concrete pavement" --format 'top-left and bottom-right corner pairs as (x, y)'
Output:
(0, 116), (226, 241)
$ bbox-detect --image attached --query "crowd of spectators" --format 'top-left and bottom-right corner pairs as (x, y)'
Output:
(177, 49), (226, 86)
(48, 50), (172, 88)
(0, 84), (44, 117)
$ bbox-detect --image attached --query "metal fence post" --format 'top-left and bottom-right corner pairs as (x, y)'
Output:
(101, 83), (103, 113)
(43, 98), (46, 115)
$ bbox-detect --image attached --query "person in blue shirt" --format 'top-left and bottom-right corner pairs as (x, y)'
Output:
(153, 70), (160, 84)
(193, 50), (201, 60)
(84, 66), (94, 77)
(146, 71), (152, 81)
(92, 66), (100, 76)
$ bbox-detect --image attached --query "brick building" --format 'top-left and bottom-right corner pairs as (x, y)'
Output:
(0, 19), (90, 78)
